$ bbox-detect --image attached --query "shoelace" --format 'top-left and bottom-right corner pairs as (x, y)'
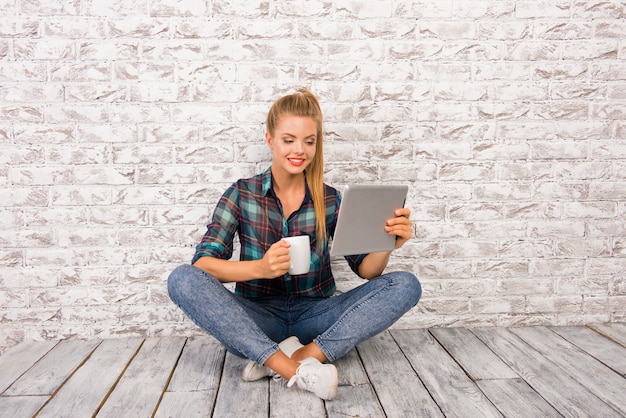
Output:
(286, 358), (317, 389)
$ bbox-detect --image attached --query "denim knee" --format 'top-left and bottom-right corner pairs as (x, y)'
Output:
(392, 271), (422, 308)
(167, 264), (195, 305)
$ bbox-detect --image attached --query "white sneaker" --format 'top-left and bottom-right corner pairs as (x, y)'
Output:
(242, 336), (304, 382)
(287, 357), (338, 400)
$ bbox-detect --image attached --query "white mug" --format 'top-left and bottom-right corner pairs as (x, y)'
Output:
(283, 235), (311, 275)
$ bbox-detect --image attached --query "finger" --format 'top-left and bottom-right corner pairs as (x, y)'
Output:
(394, 207), (410, 217)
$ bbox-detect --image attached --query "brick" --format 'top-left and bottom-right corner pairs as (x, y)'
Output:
(515, 1), (571, 19)
(393, 0), (453, 18)
(380, 163), (437, 182)
(454, 0), (515, 18)
(44, 18), (108, 38)
(507, 41), (560, 61)
(591, 141), (626, 160)
(499, 240), (554, 258)
(20, 0), (80, 15)
(418, 62), (473, 81)
(173, 18), (231, 38)
(274, 0), (332, 18)
(555, 162), (612, 180)
(141, 124), (198, 144)
(534, 21), (593, 40)
(533, 101), (589, 120)
(434, 82), (489, 101)
(0, 106), (44, 122)
(357, 20), (414, 40)
(387, 40), (444, 60)
(110, 103), (171, 123)
(0, 187), (48, 207)
(113, 62), (174, 81)
(477, 21), (531, 40)
(419, 21), (476, 40)
(475, 183), (531, 200)
(1, 84), (64, 102)
(492, 82), (549, 101)
(474, 143), (529, 160)
(59, 267), (121, 286)
(0, 18), (40, 37)
(85, 0), (148, 16)
(439, 162), (495, 181)
(149, 0), (208, 16)
(526, 296), (583, 315)
(89, 207), (149, 226)
(471, 297), (526, 314)
(78, 124), (137, 143)
(50, 62), (111, 81)
(564, 201), (617, 218)
(449, 203), (504, 221)
(441, 240), (497, 258)
(475, 62), (531, 80)
(572, 0), (626, 19)
(561, 40), (619, 60)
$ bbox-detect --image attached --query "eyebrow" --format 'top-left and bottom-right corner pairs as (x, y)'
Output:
(282, 133), (317, 140)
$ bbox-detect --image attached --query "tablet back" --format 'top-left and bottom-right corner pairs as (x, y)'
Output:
(330, 184), (409, 256)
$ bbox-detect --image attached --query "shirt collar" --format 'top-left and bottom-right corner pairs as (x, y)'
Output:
(262, 166), (312, 203)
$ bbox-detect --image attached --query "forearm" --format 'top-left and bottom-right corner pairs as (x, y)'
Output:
(357, 251), (391, 280)
(192, 256), (263, 283)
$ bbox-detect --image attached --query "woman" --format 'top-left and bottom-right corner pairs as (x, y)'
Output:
(168, 88), (421, 400)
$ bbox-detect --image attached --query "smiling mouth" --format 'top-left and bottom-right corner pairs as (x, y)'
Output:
(289, 158), (305, 165)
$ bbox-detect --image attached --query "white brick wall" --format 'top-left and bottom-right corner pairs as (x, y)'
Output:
(1, 0), (625, 352)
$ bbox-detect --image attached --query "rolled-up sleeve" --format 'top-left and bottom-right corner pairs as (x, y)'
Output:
(192, 183), (240, 264)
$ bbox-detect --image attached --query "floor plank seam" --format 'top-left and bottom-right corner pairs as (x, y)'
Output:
(152, 337), (189, 418)
(32, 340), (104, 417)
(91, 338), (147, 418)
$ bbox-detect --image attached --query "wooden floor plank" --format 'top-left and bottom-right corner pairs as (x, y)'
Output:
(552, 326), (626, 376)
(358, 331), (444, 417)
(155, 391), (216, 418)
(392, 329), (502, 418)
(325, 384), (386, 418)
(212, 353), (268, 418)
(36, 338), (144, 418)
(430, 327), (519, 381)
(166, 336), (226, 392)
(511, 326), (626, 414)
(476, 378), (561, 418)
(335, 347), (369, 386)
(0, 340), (57, 394)
(269, 376), (326, 418)
(472, 327), (622, 418)
(97, 337), (186, 418)
(0, 396), (49, 418)
(3, 339), (101, 396)
(589, 323), (626, 347)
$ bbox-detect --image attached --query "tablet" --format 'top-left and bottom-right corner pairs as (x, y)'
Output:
(330, 184), (409, 256)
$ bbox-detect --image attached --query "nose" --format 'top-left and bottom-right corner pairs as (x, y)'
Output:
(293, 140), (304, 154)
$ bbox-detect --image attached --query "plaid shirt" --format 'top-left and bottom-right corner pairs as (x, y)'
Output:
(192, 167), (366, 299)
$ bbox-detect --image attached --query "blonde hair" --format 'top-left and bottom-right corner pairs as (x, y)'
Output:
(266, 88), (326, 246)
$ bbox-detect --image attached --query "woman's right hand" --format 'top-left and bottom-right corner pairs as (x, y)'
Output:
(259, 240), (291, 278)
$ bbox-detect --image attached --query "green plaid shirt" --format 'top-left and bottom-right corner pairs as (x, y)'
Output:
(193, 167), (366, 299)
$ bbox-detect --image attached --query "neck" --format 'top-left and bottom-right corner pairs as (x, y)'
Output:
(271, 169), (306, 195)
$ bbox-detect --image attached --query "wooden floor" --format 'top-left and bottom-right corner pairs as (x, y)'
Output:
(1, 324), (626, 417)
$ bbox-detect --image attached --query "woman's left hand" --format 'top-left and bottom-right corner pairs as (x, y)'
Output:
(384, 207), (412, 250)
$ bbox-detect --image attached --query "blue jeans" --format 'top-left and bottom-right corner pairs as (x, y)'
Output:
(168, 264), (421, 365)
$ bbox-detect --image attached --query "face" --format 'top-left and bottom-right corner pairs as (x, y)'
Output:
(266, 114), (317, 177)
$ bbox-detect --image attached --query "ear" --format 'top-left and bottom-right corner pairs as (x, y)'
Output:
(265, 132), (273, 148)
